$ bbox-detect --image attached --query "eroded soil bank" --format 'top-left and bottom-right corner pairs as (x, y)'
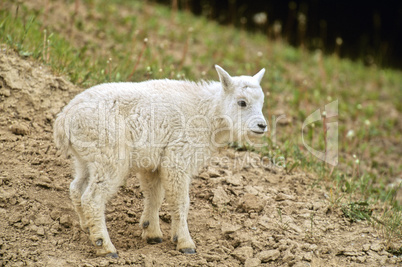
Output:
(0, 51), (400, 266)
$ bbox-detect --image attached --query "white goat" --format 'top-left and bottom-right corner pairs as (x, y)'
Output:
(53, 65), (267, 257)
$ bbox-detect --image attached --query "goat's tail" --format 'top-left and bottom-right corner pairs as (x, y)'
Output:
(53, 110), (71, 157)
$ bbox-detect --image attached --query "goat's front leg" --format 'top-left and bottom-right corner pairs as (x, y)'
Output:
(161, 167), (196, 254)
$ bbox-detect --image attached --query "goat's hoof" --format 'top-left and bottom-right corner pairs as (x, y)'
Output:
(179, 248), (196, 254)
(142, 221), (149, 229)
(147, 237), (163, 244)
(95, 239), (103, 247)
(106, 252), (119, 259)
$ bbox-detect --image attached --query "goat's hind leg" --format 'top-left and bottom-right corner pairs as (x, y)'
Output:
(81, 163), (124, 258)
(70, 157), (90, 232)
(139, 170), (164, 244)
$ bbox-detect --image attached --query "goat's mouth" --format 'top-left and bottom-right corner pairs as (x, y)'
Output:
(250, 130), (265, 135)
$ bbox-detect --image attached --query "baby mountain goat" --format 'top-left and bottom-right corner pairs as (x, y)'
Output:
(54, 65), (267, 257)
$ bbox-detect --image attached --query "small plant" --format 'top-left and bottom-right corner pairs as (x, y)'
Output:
(341, 201), (373, 222)
(228, 142), (255, 152)
(285, 159), (300, 174)
(387, 246), (402, 257)
(128, 37), (148, 80)
(276, 207), (290, 233)
(305, 212), (317, 242)
(178, 27), (193, 71)
(4, 14), (36, 56)
(328, 187), (345, 209)
(379, 208), (402, 250)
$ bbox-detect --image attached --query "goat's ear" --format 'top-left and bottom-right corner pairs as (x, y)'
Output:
(253, 68), (266, 84)
(215, 65), (233, 91)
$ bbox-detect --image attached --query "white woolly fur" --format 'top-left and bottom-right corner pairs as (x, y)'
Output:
(53, 65), (267, 256)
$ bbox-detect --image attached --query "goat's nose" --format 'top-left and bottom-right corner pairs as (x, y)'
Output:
(258, 123), (267, 129)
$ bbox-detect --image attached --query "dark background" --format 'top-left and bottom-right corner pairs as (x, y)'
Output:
(154, 0), (402, 69)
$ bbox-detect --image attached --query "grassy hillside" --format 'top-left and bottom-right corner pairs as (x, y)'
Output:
(1, 0), (401, 249)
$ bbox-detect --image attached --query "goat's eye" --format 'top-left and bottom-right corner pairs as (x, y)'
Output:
(237, 100), (247, 107)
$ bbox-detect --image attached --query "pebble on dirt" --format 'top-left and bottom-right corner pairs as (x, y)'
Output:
(9, 123), (29, 136)
(60, 214), (72, 228)
(231, 246), (254, 263)
(237, 193), (265, 213)
(257, 249), (281, 262)
(212, 186), (230, 206)
(225, 173), (243, 186)
(244, 257), (261, 267)
(221, 222), (241, 235)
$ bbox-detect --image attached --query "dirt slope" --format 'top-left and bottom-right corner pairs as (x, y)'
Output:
(0, 51), (400, 266)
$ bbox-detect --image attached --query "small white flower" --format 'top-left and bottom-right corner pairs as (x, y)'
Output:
(346, 130), (355, 139)
(257, 51), (263, 57)
(364, 120), (371, 126)
(298, 13), (306, 24)
(355, 159), (360, 164)
(357, 104), (362, 110)
(253, 12), (267, 25)
(273, 21), (282, 34)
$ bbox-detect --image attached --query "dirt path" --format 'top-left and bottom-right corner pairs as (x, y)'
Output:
(0, 51), (400, 266)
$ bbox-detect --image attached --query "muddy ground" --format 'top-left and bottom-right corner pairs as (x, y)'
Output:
(0, 51), (400, 266)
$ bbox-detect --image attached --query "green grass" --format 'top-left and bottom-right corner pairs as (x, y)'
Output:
(341, 201), (373, 223)
(1, 0), (401, 250)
